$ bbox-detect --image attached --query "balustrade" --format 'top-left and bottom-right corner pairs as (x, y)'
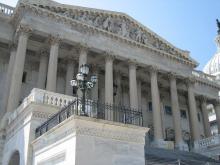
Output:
(194, 134), (220, 149)
(0, 3), (14, 16)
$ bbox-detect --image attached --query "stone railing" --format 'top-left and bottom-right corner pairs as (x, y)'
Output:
(0, 3), (14, 16)
(192, 70), (216, 82)
(8, 88), (76, 123)
(194, 134), (220, 149)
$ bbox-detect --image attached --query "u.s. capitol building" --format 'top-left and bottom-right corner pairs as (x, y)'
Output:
(0, 0), (220, 164)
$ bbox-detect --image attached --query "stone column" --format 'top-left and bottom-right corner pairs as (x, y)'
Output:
(200, 97), (211, 137)
(91, 66), (99, 101)
(137, 80), (142, 109)
(129, 62), (138, 109)
(150, 67), (163, 142)
(46, 35), (60, 92)
(105, 54), (114, 104)
(37, 49), (48, 89)
(0, 44), (16, 117)
(214, 101), (220, 134)
(6, 25), (31, 113)
(105, 54), (114, 119)
(187, 79), (200, 141)
(65, 59), (75, 96)
(77, 45), (88, 97)
(169, 73), (185, 150)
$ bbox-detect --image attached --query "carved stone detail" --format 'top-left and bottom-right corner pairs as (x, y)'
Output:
(16, 24), (32, 36)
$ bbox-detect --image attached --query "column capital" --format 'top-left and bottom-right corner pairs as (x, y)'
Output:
(148, 65), (158, 74)
(168, 72), (177, 80)
(213, 99), (220, 106)
(185, 77), (196, 88)
(16, 24), (32, 37)
(77, 43), (88, 52)
(48, 34), (61, 45)
(198, 95), (207, 103)
(128, 59), (137, 68)
(104, 51), (115, 62)
(8, 43), (17, 51)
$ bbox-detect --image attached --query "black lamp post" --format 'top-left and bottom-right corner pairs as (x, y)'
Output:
(70, 64), (97, 115)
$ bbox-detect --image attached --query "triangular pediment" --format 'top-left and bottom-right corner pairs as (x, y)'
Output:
(19, 0), (197, 66)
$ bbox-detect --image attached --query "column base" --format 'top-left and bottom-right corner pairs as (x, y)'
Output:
(151, 139), (174, 149)
(175, 141), (189, 151)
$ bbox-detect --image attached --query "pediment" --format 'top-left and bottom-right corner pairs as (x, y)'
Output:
(19, 0), (197, 66)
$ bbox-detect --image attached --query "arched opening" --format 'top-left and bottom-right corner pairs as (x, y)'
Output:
(8, 151), (20, 165)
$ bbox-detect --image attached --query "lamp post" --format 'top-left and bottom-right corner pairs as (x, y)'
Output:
(70, 64), (97, 115)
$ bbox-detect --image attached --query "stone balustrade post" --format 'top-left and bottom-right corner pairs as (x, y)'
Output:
(6, 25), (32, 113)
(46, 35), (60, 92)
(37, 49), (49, 89)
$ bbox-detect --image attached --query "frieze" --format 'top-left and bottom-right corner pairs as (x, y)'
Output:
(17, 1), (194, 62)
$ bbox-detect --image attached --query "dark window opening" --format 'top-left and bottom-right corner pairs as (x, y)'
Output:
(22, 71), (27, 83)
(148, 102), (152, 112)
(164, 106), (172, 115)
(180, 110), (187, 119)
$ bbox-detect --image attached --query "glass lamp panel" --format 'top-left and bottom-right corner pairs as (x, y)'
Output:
(80, 64), (89, 75)
(91, 75), (97, 83)
(76, 73), (84, 81)
(70, 79), (77, 86)
(87, 81), (94, 89)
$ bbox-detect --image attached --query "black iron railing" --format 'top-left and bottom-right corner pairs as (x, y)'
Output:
(35, 98), (143, 138)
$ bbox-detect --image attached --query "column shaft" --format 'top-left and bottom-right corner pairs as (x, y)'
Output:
(37, 52), (48, 89)
(150, 69), (163, 140)
(65, 60), (75, 95)
(201, 99), (211, 137)
(137, 80), (142, 109)
(129, 63), (138, 109)
(1, 46), (16, 117)
(105, 55), (114, 120)
(170, 76), (183, 146)
(46, 38), (59, 92)
(105, 56), (113, 104)
(214, 103), (220, 133)
(7, 32), (29, 112)
(188, 83), (200, 141)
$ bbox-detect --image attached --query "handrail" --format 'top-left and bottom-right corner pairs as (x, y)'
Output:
(35, 98), (143, 138)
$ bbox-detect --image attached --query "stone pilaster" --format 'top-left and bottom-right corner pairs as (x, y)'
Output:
(169, 73), (187, 150)
(200, 96), (211, 137)
(114, 71), (122, 105)
(6, 25), (32, 112)
(90, 66), (99, 101)
(37, 49), (49, 89)
(129, 61), (138, 109)
(150, 66), (163, 142)
(137, 80), (142, 110)
(0, 44), (16, 117)
(187, 78), (200, 141)
(65, 59), (75, 96)
(46, 35), (60, 92)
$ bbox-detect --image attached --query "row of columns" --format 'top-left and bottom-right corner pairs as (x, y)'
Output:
(2, 25), (220, 149)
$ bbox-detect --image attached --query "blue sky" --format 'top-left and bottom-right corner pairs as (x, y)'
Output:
(2, 0), (220, 70)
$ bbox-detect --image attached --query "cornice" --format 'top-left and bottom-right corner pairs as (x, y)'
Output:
(13, 2), (197, 68)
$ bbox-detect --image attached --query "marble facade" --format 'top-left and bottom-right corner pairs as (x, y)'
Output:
(0, 0), (220, 164)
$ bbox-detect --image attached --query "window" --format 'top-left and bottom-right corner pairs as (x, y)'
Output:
(164, 106), (172, 115)
(180, 110), (187, 119)
(22, 71), (27, 83)
(197, 113), (201, 122)
(148, 102), (152, 112)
